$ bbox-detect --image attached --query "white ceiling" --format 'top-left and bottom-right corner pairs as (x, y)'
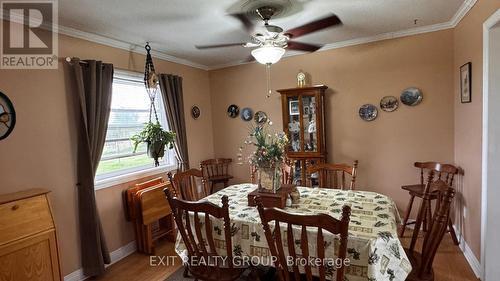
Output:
(57, 0), (468, 69)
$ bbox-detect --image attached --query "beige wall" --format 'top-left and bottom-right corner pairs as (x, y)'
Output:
(1, 0), (499, 275)
(0, 32), (214, 275)
(209, 30), (455, 217)
(453, 0), (500, 259)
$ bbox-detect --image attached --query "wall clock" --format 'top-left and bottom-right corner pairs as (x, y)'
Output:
(0, 91), (16, 140)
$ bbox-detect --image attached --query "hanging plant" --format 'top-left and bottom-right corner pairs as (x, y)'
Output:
(131, 43), (176, 166)
(131, 122), (175, 166)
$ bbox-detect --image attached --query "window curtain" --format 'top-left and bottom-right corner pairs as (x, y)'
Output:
(71, 59), (113, 276)
(159, 74), (189, 170)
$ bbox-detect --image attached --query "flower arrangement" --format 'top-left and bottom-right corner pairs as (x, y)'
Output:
(238, 120), (288, 193)
(238, 120), (288, 169)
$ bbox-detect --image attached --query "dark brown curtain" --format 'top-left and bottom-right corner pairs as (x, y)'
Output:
(71, 59), (113, 276)
(159, 74), (189, 170)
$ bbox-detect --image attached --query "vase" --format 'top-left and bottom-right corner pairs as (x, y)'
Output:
(147, 141), (165, 166)
(258, 166), (282, 193)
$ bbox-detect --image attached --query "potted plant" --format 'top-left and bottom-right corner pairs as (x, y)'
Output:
(238, 120), (288, 193)
(131, 121), (176, 166)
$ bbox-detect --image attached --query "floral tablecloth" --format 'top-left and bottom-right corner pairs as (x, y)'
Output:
(175, 184), (411, 281)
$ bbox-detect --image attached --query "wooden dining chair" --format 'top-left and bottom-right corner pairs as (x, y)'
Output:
(256, 197), (351, 281)
(250, 162), (293, 185)
(200, 158), (234, 194)
(168, 169), (209, 201)
(281, 162), (293, 185)
(399, 162), (460, 245)
(164, 189), (246, 281)
(405, 184), (456, 281)
(306, 160), (358, 190)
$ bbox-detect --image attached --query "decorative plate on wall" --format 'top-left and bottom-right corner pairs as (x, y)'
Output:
(254, 111), (268, 125)
(241, 107), (253, 121)
(400, 87), (423, 106)
(0, 91), (16, 140)
(380, 96), (399, 112)
(191, 105), (200, 119)
(227, 104), (239, 118)
(359, 104), (378, 121)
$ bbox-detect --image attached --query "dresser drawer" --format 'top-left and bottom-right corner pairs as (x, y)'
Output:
(0, 230), (61, 281)
(0, 195), (54, 245)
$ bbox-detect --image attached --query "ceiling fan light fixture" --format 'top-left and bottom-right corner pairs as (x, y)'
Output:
(251, 45), (285, 65)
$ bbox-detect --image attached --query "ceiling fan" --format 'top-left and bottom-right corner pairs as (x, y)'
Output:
(195, 6), (342, 64)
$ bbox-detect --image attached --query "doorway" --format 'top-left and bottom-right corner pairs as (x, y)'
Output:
(482, 8), (500, 281)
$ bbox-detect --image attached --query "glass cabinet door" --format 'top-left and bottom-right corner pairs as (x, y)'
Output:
(287, 96), (301, 152)
(302, 95), (317, 152)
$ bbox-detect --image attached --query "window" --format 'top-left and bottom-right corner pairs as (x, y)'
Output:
(95, 70), (175, 184)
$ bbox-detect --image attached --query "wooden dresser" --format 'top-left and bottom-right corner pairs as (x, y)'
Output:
(0, 189), (62, 281)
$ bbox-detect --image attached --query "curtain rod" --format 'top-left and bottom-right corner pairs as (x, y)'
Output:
(64, 57), (88, 64)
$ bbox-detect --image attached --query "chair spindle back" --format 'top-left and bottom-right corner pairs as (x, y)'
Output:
(307, 161), (358, 190)
(256, 198), (351, 281)
(168, 169), (208, 201)
(164, 189), (235, 271)
(200, 158), (232, 179)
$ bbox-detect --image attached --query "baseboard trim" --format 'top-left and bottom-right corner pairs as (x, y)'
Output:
(65, 225), (482, 280)
(453, 225), (482, 279)
(461, 240), (482, 278)
(64, 241), (137, 281)
(403, 222), (481, 278)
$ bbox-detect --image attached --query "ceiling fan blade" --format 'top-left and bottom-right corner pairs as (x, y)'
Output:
(287, 41), (323, 52)
(244, 55), (255, 63)
(284, 14), (342, 39)
(230, 13), (255, 33)
(195, 43), (246, 49)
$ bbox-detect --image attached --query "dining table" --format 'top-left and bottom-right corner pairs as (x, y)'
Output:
(174, 184), (411, 281)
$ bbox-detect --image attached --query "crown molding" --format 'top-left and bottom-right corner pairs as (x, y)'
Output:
(450, 0), (478, 27)
(56, 25), (210, 71)
(208, 0), (478, 70)
(2, 0), (477, 71)
(0, 9), (210, 70)
(208, 21), (454, 70)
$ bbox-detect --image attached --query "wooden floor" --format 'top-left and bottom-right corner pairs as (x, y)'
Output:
(96, 231), (478, 281)
(94, 240), (181, 281)
(399, 231), (478, 281)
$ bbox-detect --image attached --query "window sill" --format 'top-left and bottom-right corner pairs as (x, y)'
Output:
(94, 164), (176, 191)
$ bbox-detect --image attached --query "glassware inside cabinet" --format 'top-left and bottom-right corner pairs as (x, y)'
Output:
(287, 96), (301, 152)
(302, 95), (317, 152)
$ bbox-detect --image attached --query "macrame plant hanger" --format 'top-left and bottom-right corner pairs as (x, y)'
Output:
(144, 43), (159, 123)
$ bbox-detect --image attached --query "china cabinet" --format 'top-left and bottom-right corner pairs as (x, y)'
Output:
(278, 85), (328, 185)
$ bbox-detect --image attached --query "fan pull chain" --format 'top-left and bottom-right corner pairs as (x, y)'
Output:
(266, 63), (272, 98)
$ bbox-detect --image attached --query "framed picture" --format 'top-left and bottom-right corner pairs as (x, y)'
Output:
(460, 62), (472, 103)
(289, 100), (299, 115)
